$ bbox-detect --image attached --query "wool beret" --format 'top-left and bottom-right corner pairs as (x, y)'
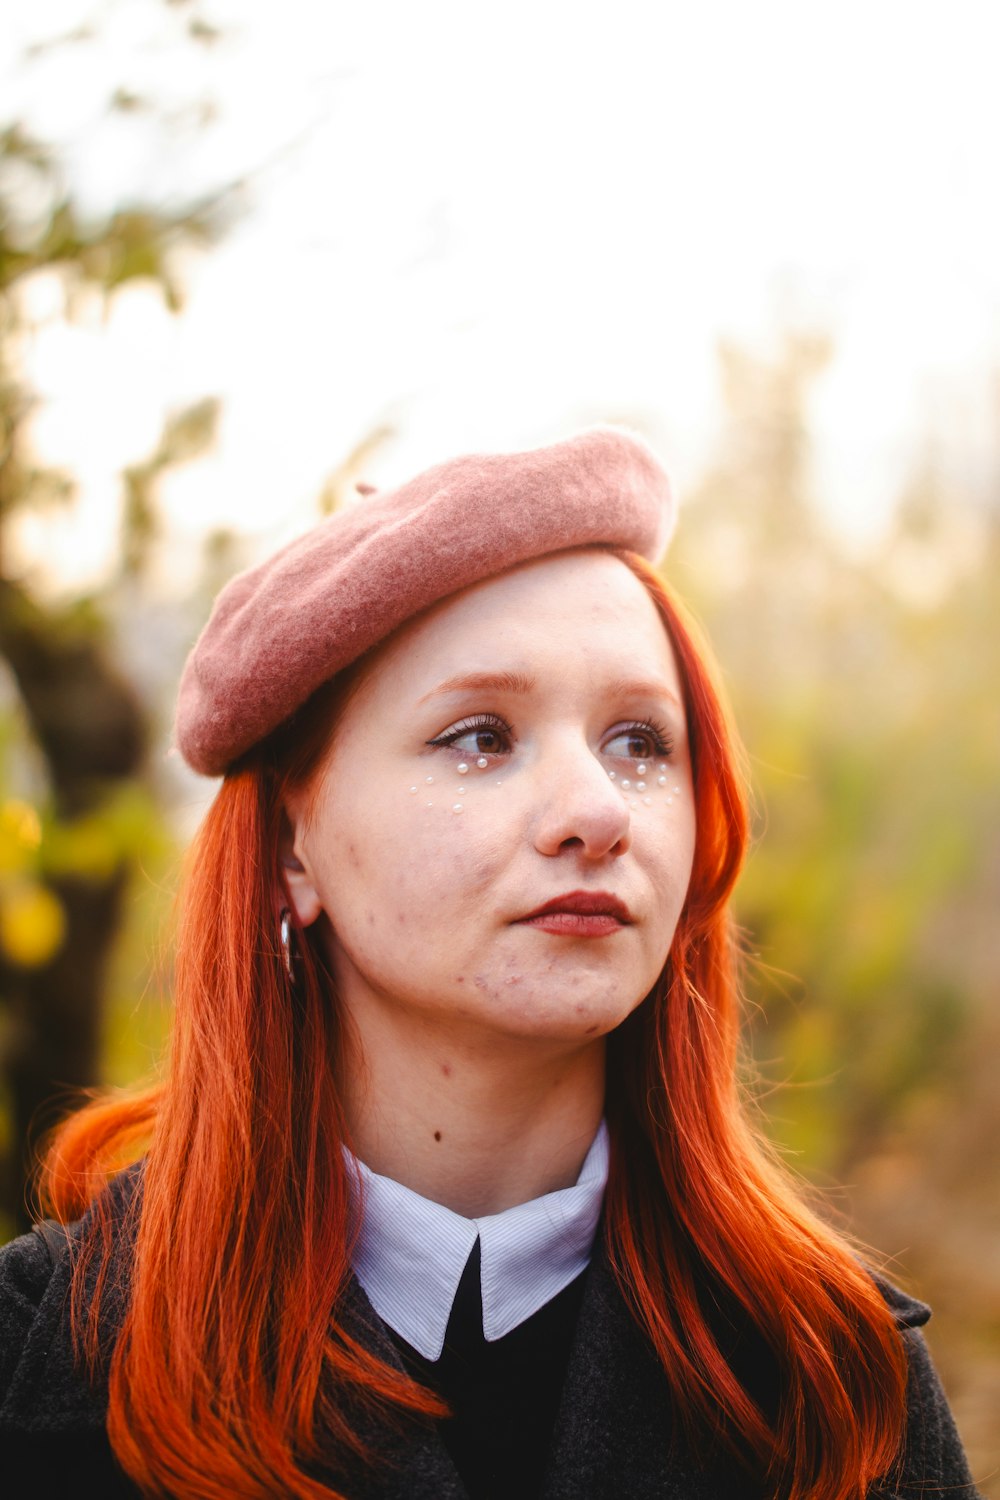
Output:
(175, 426), (675, 776)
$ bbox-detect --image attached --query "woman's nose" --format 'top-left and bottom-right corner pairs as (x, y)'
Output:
(531, 746), (632, 860)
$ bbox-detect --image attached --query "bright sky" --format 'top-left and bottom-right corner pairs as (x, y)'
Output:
(4, 0), (1000, 595)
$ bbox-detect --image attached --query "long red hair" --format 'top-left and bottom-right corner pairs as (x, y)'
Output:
(39, 552), (907, 1499)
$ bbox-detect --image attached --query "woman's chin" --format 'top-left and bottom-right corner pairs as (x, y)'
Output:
(446, 985), (641, 1049)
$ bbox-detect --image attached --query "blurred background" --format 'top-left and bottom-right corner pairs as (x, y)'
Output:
(0, 0), (996, 1486)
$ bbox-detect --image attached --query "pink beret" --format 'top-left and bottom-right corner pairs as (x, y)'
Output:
(175, 427), (675, 776)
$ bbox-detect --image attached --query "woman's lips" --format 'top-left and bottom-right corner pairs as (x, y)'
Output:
(514, 890), (633, 937)
(517, 912), (626, 937)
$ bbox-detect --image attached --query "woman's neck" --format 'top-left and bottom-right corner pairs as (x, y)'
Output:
(338, 1011), (606, 1217)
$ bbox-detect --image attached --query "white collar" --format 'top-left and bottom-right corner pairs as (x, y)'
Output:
(348, 1122), (609, 1361)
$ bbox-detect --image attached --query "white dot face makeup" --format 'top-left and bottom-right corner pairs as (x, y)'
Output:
(412, 752), (683, 816)
(283, 550), (696, 1054)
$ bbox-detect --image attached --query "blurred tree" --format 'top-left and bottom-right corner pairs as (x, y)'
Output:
(0, 6), (228, 1232)
(669, 324), (999, 1185)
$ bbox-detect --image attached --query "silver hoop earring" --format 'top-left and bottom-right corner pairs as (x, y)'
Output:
(279, 907), (299, 985)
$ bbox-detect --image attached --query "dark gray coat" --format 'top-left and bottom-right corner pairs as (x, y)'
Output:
(0, 1179), (982, 1499)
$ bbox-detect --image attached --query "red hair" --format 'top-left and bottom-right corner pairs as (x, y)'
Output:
(39, 553), (907, 1499)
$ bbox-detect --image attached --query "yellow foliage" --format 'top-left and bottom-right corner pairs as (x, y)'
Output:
(0, 878), (66, 968)
(41, 785), (169, 882)
(43, 816), (119, 881)
(0, 799), (43, 874)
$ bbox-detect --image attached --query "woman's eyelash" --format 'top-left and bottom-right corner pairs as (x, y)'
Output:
(609, 720), (675, 759)
(427, 714), (513, 753)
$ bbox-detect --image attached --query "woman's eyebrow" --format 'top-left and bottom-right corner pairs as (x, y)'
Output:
(418, 670), (682, 711)
(418, 670), (537, 703)
(607, 676), (685, 712)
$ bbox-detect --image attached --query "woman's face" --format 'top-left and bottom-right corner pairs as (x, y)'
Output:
(285, 549), (696, 1050)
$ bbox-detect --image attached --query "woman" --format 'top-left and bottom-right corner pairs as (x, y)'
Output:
(0, 429), (980, 1498)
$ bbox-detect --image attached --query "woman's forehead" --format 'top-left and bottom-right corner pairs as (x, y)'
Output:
(358, 550), (677, 699)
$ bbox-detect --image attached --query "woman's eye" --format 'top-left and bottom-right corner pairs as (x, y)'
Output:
(604, 723), (673, 761)
(454, 728), (506, 755)
(427, 716), (513, 757)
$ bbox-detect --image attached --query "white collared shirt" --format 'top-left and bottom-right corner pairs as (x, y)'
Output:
(348, 1122), (609, 1361)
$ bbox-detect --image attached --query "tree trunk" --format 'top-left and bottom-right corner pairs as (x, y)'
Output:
(0, 578), (147, 1231)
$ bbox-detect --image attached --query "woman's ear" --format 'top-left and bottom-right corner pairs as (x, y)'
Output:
(278, 804), (324, 927)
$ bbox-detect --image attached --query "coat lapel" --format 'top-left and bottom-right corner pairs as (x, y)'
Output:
(326, 1277), (469, 1500)
(542, 1243), (759, 1500)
